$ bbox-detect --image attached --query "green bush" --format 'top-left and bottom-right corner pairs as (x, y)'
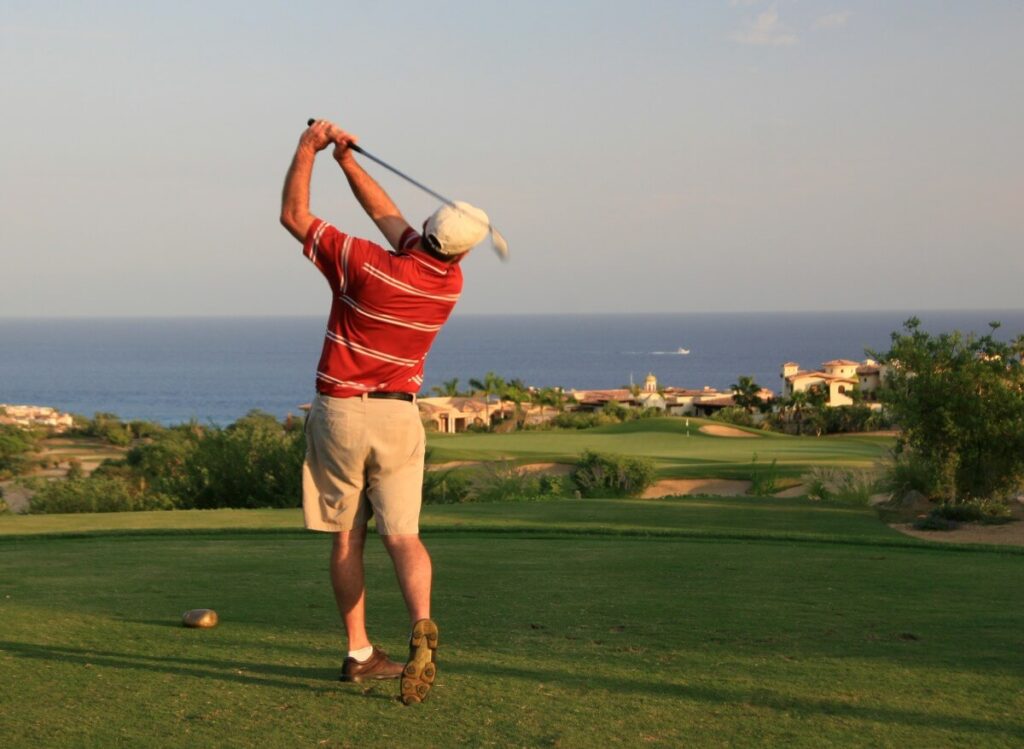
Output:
(129, 420), (166, 439)
(803, 467), (879, 505)
(712, 407), (755, 427)
(471, 463), (568, 503)
(124, 412), (304, 509)
(935, 499), (1013, 525)
(178, 411), (305, 509)
(25, 476), (175, 514)
(78, 412), (133, 447)
(422, 469), (473, 504)
(748, 455), (779, 496)
(0, 425), (37, 479)
(880, 452), (936, 499)
(0, 495), (10, 515)
(913, 512), (959, 531)
(571, 451), (655, 498)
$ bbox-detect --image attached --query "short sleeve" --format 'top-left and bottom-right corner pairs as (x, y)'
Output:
(398, 227), (422, 252)
(302, 219), (384, 294)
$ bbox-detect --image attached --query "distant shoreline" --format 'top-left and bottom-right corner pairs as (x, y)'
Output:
(3, 307), (1024, 321)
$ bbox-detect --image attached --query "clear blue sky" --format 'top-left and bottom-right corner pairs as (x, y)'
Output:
(2, 1), (1021, 316)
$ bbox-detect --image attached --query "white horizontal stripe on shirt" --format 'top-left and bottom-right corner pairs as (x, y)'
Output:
(325, 330), (421, 367)
(362, 264), (460, 302)
(316, 371), (369, 389)
(339, 295), (444, 333)
(407, 252), (448, 276)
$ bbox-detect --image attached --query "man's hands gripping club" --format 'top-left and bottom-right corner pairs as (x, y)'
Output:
(281, 120), (411, 250)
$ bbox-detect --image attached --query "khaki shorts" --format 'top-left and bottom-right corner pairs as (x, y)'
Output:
(302, 393), (426, 535)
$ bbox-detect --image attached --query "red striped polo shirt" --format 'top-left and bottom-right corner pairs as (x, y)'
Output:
(302, 218), (463, 397)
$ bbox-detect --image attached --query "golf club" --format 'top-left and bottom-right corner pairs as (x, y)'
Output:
(307, 118), (508, 260)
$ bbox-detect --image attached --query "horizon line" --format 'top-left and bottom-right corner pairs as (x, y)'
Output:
(2, 307), (1024, 322)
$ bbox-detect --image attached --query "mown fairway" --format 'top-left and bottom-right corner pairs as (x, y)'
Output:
(1, 500), (1021, 748)
(426, 418), (893, 479)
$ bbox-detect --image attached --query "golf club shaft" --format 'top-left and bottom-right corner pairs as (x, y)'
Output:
(307, 118), (457, 208)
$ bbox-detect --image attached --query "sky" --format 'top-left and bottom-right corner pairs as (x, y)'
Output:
(1, 1), (1022, 316)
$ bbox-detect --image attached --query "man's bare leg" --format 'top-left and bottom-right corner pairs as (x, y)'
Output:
(380, 534), (432, 624)
(330, 528), (371, 650)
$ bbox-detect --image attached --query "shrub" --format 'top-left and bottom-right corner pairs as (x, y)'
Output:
(76, 412), (133, 447)
(25, 476), (175, 514)
(803, 467), (879, 505)
(422, 469), (473, 505)
(126, 412), (304, 509)
(804, 468), (835, 501)
(0, 425), (37, 479)
(935, 499), (1013, 525)
(128, 420), (166, 439)
(571, 451), (655, 498)
(748, 455), (779, 496)
(0, 495), (9, 515)
(712, 407), (755, 427)
(471, 463), (569, 503)
(913, 513), (959, 531)
(879, 452), (936, 499)
(66, 458), (84, 480)
(178, 411), (305, 509)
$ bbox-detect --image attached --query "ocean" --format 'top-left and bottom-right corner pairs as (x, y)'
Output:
(2, 311), (1022, 425)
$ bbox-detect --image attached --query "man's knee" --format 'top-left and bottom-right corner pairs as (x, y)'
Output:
(332, 528), (368, 555)
(380, 533), (424, 554)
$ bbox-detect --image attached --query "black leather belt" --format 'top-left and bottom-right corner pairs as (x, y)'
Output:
(367, 392), (415, 402)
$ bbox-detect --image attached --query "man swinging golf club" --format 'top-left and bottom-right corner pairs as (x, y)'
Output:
(280, 118), (492, 704)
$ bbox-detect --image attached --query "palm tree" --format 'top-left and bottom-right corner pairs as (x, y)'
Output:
(468, 371), (505, 429)
(430, 377), (461, 397)
(730, 375), (763, 414)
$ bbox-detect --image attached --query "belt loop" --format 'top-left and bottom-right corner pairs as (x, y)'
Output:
(361, 392), (368, 402)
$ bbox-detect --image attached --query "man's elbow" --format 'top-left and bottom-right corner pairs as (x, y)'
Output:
(280, 210), (302, 239)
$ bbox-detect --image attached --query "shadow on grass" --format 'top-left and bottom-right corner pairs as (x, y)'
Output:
(3, 639), (1018, 739)
(448, 660), (1021, 739)
(0, 640), (396, 701)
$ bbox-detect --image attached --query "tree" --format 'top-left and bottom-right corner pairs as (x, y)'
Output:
(431, 377), (462, 397)
(468, 371), (506, 429)
(874, 318), (1024, 502)
(730, 375), (763, 414)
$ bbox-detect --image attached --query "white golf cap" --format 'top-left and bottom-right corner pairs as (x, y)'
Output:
(424, 201), (490, 256)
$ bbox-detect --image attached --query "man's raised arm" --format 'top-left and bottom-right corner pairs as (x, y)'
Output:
(331, 129), (413, 252)
(280, 121), (335, 242)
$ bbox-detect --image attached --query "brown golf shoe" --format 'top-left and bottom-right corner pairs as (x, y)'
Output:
(401, 618), (439, 705)
(339, 647), (404, 683)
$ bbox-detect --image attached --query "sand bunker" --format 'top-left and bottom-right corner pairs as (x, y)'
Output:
(643, 478), (751, 498)
(427, 461), (572, 476)
(890, 522), (1024, 547)
(699, 425), (758, 438)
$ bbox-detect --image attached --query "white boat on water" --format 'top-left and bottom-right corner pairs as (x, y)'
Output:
(677, 348), (690, 355)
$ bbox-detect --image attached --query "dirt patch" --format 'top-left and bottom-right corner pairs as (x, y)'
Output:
(426, 460), (480, 471)
(427, 461), (572, 476)
(517, 462), (573, 476)
(0, 481), (33, 513)
(890, 521), (1024, 547)
(773, 484), (806, 498)
(699, 425), (758, 438)
(643, 479), (752, 498)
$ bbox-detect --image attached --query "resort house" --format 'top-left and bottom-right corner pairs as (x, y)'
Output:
(781, 358), (885, 407)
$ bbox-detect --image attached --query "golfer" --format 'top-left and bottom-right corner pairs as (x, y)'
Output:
(280, 119), (488, 704)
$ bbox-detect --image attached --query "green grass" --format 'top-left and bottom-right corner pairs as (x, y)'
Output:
(1, 500), (1022, 748)
(426, 417), (893, 479)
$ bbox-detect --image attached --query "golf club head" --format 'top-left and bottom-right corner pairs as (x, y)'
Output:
(489, 226), (509, 261)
